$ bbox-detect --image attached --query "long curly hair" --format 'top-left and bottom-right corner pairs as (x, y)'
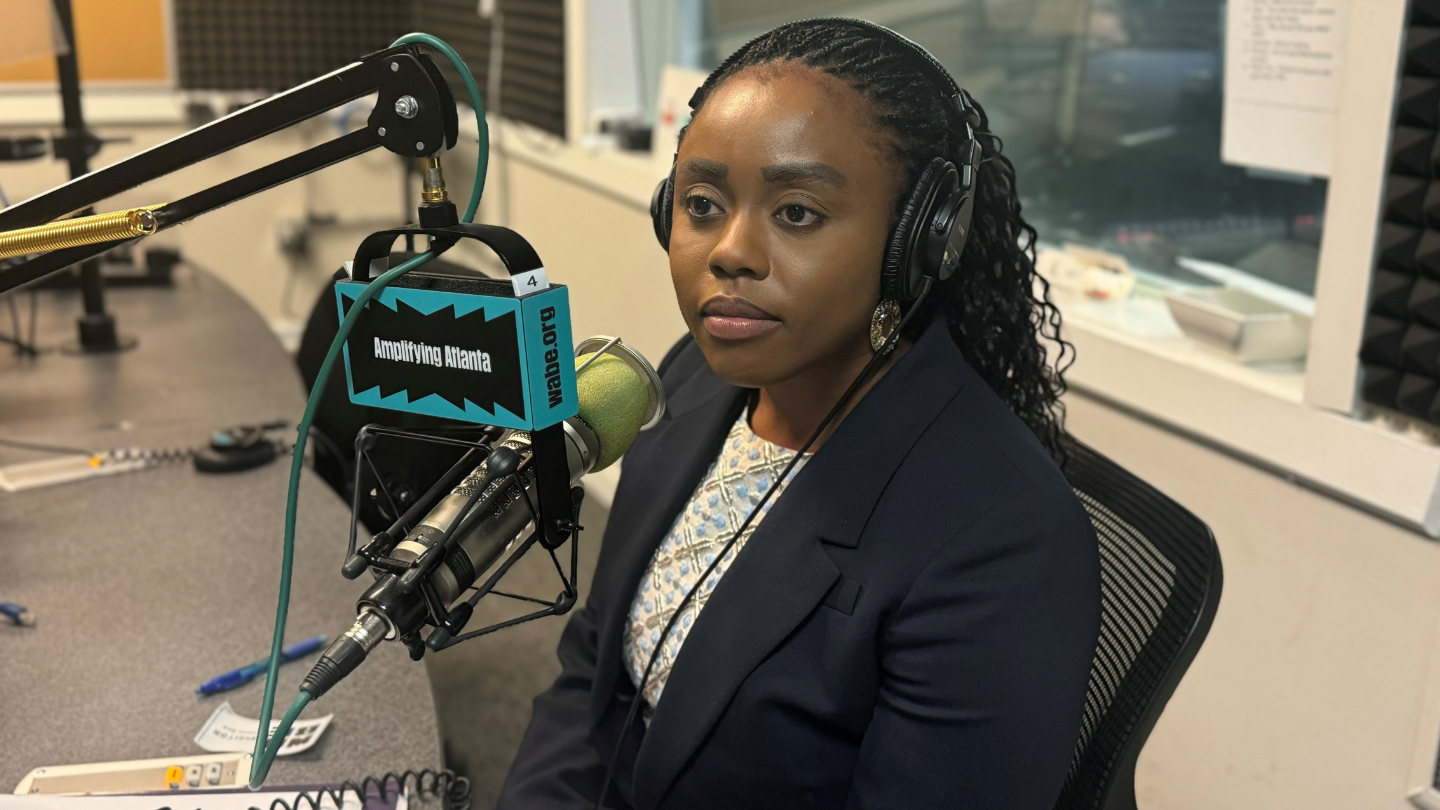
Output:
(685, 18), (1073, 456)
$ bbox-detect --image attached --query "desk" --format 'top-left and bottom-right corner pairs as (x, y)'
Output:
(0, 271), (441, 789)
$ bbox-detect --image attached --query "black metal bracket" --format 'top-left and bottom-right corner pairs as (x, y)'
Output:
(531, 423), (577, 549)
(426, 482), (584, 652)
(342, 218), (576, 557)
(348, 223), (544, 281)
(339, 424), (582, 660)
(0, 44), (460, 294)
(343, 222), (575, 555)
(341, 423), (501, 579)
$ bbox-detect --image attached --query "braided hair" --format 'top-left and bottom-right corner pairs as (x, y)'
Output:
(684, 18), (1073, 457)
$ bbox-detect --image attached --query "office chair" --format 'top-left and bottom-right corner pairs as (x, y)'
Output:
(1054, 436), (1223, 810)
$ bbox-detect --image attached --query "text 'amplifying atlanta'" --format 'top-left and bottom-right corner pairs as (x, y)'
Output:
(373, 337), (493, 372)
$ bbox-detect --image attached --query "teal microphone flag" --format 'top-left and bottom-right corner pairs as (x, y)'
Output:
(336, 277), (578, 431)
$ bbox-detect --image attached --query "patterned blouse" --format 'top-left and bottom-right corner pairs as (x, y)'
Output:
(621, 411), (810, 710)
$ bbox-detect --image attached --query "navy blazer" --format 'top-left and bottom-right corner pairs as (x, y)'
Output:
(499, 319), (1101, 809)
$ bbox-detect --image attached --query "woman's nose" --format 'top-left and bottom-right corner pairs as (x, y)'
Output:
(708, 209), (769, 280)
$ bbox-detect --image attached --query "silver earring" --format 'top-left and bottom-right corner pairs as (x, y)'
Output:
(870, 299), (901, 353)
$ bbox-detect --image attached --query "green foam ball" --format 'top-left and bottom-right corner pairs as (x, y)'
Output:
(575, 352), (648, 471)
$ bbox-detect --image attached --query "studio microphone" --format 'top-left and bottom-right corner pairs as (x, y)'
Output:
(300, 338), (663, 699)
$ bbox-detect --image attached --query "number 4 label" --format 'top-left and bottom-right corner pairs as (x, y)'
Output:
(511, 267), (550, 296)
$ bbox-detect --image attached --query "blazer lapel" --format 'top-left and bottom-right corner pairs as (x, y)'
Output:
(629, 473), (839, 809)
(590, 365), (747, 721)
(628, 319), (968, 808)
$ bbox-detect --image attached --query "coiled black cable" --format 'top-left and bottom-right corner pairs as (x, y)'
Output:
(152, 768), (470, 810)
(107, 446), (196, 465)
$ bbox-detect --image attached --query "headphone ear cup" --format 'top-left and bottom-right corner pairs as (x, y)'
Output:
(931, 182), (974, 282)
(881, 157), (948, 302)
(650, 173), (675, 251)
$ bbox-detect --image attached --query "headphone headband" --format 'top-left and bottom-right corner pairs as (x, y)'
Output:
(655, 18), (982, 306)
(691, 17), (980, 131)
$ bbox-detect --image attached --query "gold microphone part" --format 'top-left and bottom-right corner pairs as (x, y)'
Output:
(420, 156), (448, 203)
(0, 206), (163, 261)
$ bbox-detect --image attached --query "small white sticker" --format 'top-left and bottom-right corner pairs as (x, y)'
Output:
(511, 267), (550, 296)
(193, 700), (333, 756)
(341, 258), (389, 280)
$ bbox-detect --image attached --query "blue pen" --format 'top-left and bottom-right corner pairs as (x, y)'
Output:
(196, 635), (328, 695)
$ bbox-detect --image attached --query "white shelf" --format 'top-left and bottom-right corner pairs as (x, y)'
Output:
(1060, 292), (1307, 403)
(1059, 290), (1440, 535)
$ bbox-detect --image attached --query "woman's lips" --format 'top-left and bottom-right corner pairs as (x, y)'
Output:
(701, 297), (781, 340)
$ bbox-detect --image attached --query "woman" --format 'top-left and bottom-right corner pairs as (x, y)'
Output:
(500, 18), (1099, 810)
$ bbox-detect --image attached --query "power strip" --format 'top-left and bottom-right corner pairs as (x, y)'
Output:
(13, 753), (251, 795)
(0, 453), (151, 493)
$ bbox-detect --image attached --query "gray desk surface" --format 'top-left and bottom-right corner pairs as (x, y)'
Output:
(0, 272), (441, 790)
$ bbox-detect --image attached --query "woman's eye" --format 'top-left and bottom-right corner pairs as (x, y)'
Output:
(777, 204), (820, 226)
(686, 196), (718, 217)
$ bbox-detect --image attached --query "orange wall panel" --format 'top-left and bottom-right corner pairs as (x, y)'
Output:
(0, 0), (169, 84)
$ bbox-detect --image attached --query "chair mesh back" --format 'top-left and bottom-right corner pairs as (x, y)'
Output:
(1071, 492), (1175, 759)
(1054, 438), (1221, 810)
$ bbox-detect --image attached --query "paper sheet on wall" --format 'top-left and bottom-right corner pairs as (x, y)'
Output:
(193, 701), (333, 756)
(1222, 0), (1349, 177)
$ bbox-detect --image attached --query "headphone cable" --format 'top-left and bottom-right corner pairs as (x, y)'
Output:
(593, 277), (935, 809)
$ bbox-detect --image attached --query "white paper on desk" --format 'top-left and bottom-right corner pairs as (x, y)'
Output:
(194, 701), (333, 756)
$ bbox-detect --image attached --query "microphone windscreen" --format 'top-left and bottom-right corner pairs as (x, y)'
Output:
(575, 352), (649, 471)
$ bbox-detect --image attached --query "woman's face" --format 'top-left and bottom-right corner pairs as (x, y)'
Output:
(668, 64), (902, 389)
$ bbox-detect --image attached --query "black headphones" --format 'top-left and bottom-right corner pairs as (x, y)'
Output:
(649, 18), (983, 304)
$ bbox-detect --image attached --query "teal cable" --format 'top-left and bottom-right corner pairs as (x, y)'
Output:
(248, 32), (488, 788)
(258, 690), (313, 765)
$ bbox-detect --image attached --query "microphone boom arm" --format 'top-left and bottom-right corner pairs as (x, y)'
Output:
(0, 43), (459, 294)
